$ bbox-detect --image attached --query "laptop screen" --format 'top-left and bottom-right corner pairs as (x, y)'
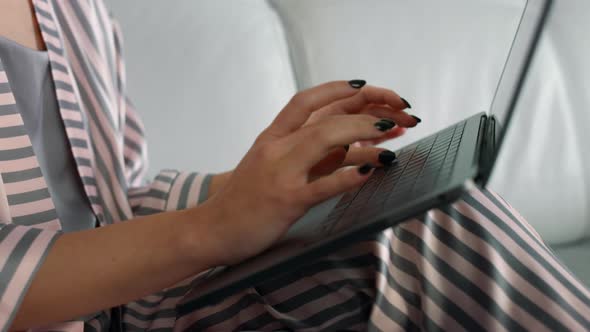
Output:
(487, 0), (552, 165)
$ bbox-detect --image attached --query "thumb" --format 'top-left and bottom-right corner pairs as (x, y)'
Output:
(302, 164), (374, 207)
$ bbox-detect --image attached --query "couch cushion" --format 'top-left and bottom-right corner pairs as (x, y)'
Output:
(270, 0), (590, 244)
(107, 0), (297, 174)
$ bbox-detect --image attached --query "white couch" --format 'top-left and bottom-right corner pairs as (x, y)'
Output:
(107, 0), (590, 283)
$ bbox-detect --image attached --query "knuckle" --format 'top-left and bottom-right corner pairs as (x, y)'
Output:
(289, 92), (308, 110)
(358, 88), (371, 104)
(269, 189), (290, 207)
(271, 182), (303, 208)
(254, 131), (269, 144)
(308, 185), (326, 200)
(253, 143), (276, 161)
(359, 114), (379, 124)
(294, 188), (316, 208)
(306, 125), (328, 142)
(354, 116), (374, 131)
(293, 189), (312, 206)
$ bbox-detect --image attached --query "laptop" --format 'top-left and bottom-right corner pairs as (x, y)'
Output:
(178, 0), (553, 311)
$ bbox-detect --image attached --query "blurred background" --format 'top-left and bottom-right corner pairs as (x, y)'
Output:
(104, 0), (590, 283)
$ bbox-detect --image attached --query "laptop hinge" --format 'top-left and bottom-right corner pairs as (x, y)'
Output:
(474, 114), (495, 185)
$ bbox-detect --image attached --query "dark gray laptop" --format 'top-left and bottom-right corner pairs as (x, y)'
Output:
(178, 0), (553, 313)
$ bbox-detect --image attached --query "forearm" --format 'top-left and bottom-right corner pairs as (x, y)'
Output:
(11, 207), (216, 330)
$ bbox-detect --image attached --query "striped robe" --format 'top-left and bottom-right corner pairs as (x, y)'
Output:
(0, 0), (589, 331)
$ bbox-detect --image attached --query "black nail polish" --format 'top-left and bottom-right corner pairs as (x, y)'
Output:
(358, 163), (374, 175)
(401, 97), (412, 109)
(348, 80), (366, 89)
(374, 119), (395, 131)
(378, 150), (397, 165)
(344, 144), (350, 152)
(381, 118), (396, 127)
(411, 115), (422, 124)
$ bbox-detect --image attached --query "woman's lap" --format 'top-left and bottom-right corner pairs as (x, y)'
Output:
(120, 187), (590, 331)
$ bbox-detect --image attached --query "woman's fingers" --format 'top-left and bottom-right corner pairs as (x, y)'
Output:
(359, 126), (406, 146)
(309, 148), (347, 180)
(342, 146), (398, 167)
(299, 166), (373, 207)
(265, 80), (366, 137)
(320, 85), (417, 124)
(361, 105), (418, 128)
(309, 145), (400, 181)
(284, 114), (394, 171)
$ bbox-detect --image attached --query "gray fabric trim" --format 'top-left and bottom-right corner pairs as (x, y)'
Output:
(69, 138), (89, 148)
(0, 228), (42, 298)
(121, 307), (176, 322)
(177, 173), (198, 210)
(0, 225), (15, 243)
(163, 171), (181, 209)
(323, 307), (372, 332)
(92, 152), (129, 222)
(63, 119), (85, 129)
(197, 174), (213, 205)
(144, 189), (167, 200)
(5, 230), (61, 332)
(37, 22), (59, 38)
(0, 104), (18, 116)
(0, 146), (35, 161)
(7, 188), (51, 205)
(12, 209), (58, 226)
(123, 137), (142, 155)
(1, 167), (43, 183)
(53, 79), (74, 92)
(67, 1), (100, 51)
(75, 157), (92, 167)
(32, 4), (53, 20)
(124, 113), (143, 134)
(45, 42), (64, 56)
(0, 125), (27, 139)
(0, 82), (11, 94)
(134, 207), (160, 216)
(154, 173), (175, 184)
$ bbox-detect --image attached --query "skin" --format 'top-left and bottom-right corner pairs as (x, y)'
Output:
(0, 1), (419, 329)
(0, 0), (46, 51)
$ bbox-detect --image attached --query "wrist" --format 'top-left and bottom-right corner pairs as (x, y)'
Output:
(207, 171), (233, 199)
(176, 202), (228, 269)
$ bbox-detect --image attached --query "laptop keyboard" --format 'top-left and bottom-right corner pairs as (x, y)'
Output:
(319, 120), (467, 234)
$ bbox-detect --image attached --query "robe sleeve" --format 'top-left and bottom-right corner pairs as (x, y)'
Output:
(0, 223), (61, 330)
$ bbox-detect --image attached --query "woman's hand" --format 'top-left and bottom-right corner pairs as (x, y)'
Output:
(194, 80), (419, 266)
(304, 81), (418, 178)
(206, 83), (418, 198)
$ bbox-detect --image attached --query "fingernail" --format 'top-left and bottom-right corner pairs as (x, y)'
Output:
(411, 115), (422, 124)
(374, 119), (395, 132)
(348, 79), (366, 89)
(381, 118), (396, 127)
(378, 150), (397, 165)
(401, 97), (412, 109)
(358, 163), (374, 175)
(344, 144), (350, 152)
